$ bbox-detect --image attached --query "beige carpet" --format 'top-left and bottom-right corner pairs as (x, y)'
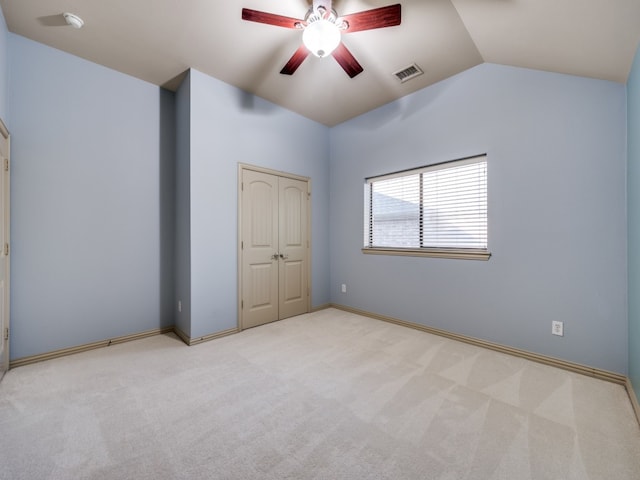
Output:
(0, 308), (639, 479)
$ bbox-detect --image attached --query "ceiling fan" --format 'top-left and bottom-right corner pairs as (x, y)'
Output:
(241, 0), (401, 78)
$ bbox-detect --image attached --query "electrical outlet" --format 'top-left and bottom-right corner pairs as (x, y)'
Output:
(552, 321), (564, 336)
(341, 284), (347, 293)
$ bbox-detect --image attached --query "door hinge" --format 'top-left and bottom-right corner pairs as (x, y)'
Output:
(3, 243), (8, 256)
(241, 300), (244, 309)
(3, 158), (8, 172)
(241, 241), (243, 250)
(4, 328), (8, 341)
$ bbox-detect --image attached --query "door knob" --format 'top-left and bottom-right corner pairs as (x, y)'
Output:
(279, 253), (289, 260)
(271, 253), (279, 260)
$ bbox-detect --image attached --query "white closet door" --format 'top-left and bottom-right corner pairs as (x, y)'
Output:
(241, 169), (279, 329)
(240, 168), (309, 329)
(278, 176), (308, 320)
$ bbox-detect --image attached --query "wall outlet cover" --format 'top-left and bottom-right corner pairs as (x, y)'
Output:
(552, 320), (564, 336)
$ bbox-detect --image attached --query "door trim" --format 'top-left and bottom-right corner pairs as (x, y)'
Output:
(237, 163), (312, 331)
(0, 118), (9, 381)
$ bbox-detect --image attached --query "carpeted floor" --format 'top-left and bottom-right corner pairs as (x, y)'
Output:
(0, 308), (639, 479)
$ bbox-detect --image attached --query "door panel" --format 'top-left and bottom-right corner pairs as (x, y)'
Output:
(241, 170), (279, 329)
(278, 177), (308, 319)
(282, 260), (303, 301)
(250, 263), (276, 307)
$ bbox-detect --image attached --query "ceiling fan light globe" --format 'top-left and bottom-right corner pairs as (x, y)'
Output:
(303, 20), (341, 58)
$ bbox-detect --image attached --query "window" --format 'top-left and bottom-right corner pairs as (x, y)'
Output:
(363, 155), (490, 260)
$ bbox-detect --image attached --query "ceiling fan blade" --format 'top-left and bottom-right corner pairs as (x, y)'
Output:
(280, 45), (311, 75)
(241, 8), (303, 29)
(332, 43), (364, 78)
(341, 4), (401, 33)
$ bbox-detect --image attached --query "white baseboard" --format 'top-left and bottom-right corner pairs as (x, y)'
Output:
(627, 378), (640, 426)
(176, 327), (239, 346)
(330, 303), (627, 385)
(311, 303), (331, 312)
(11, 323), (241, 367)
(10, 306), (330, 366)
(10, 326), (174, 368)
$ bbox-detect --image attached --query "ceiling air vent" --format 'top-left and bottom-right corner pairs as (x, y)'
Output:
(393, 63), (424, 83)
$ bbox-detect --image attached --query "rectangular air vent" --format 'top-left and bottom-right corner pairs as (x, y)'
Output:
(393, 63), (424, 83)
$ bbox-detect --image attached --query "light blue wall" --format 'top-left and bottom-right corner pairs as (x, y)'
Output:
(175, 72), (191, 337)
(4, 24), (630, 376)
(0, 6), (8, 120)
(330, 63), (628, 374)
(8, 34), (176, 359)
(629, 45), (640, 398)
(184, 69), (330, 338)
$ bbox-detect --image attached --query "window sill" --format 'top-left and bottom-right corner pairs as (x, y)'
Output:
(361, 247), (491, 261)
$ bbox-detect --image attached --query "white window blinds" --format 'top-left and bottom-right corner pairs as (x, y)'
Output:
(364, 155), (487, 251)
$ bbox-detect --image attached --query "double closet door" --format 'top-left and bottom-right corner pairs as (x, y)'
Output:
(240, 167), (309, 329)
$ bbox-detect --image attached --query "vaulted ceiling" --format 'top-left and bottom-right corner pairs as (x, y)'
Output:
(2, 0), (639, 126)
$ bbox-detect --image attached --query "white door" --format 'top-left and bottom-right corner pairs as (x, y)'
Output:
(240, 168), (309, 329)
(241, 170), (280, 328)
(0, 120), (10, 381)
(278, 176), (308, 320)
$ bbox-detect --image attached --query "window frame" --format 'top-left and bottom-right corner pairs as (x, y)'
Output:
(362, 155), (491, 261)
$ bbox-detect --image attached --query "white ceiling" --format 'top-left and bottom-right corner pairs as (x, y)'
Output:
(1, 0), (639, 126)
